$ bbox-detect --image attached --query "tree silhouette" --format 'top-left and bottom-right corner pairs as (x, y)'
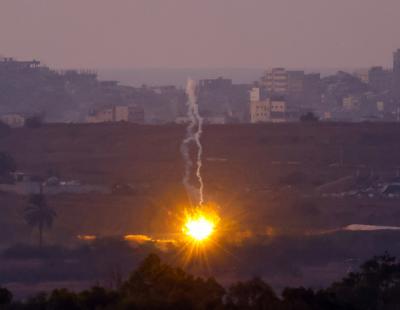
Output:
(5, 253), (400, 309)
(226, 277), (279, 309)
(0, 287), (12, 306)
(121, 253), (225, 309)
(24, 193), (56, 247)
(327, 252), (400, 310)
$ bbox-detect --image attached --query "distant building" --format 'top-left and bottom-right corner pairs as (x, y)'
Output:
(198, 77), (232, 91)
(270, 99), (286, 113)
(261, 69), (321, 108)
(393, 49), (400, 100)
(303, 73), (322, 107)
(87, 105), (144, 123)
(287, 71), (305, 94)
(250, 99), (287, 123)
(249, 87), (269, 102)
(270, 98), (287, 122)
(377, 101), (385, 112)
(249, 89), (287, 123)
(262, 68), (313, 94)
(175, 115), (227, 124)
(128, 105), (145, 123)
(204, 116), (227, 124)
(250, 100), (270, 123)
(114, 106), (130, 122)
(249, 87), (261, 102)
(354, 69), (369, 83)
(0, 113), (25, 127)
(262, 68), (288, 94)
(323, 111), (332, 120)
(87, 108), (114, 123)
(368, 66), (392, 93)
(342, 96), (360, 111)
(151, 85), (177, 94)
(0, 57), (40, 71)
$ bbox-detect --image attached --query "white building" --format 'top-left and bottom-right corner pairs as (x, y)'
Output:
(250, 100), (270, 123)
(87, 108), (114, 123)
(0, 114), (25, 127)
(377, 101), (385, 112)
(249, 87), (261, 102)
(114, 106), (129, 122)
(249, 92), (287, 123)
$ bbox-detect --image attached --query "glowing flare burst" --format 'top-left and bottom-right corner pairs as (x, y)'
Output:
(184, 216), (214, 241)
(177, 206), (224, 268)
(182, 209), (219, 243)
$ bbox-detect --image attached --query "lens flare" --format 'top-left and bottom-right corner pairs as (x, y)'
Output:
(184, 216), (214, 241)
(182, 209), (219, 243)
(177, 205), (226, 269)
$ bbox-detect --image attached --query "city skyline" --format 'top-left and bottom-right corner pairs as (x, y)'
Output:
(1, 0), (400, 69)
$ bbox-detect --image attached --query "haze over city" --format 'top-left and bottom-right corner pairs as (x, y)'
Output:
(1, 0), (400, 69)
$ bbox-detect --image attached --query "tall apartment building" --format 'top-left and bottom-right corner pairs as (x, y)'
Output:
(394, 49), (400, 100)
(198, 77), (232, 91)
(262, 69), (307, 94)
(261, 68), (321, 107)
(249, 87), (261, 102)
(287, 71), (305, 94)
(303, 73), (322, 107)
(368, 66), (392, 93)
(262, 68), (288, 94)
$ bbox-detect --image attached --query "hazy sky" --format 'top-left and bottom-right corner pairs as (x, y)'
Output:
(1, 0), (399, 69)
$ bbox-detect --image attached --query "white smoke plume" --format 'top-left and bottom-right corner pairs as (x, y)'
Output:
(180, 78), (204, 206)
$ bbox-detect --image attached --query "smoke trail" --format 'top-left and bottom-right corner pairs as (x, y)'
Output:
(194, 96), (204, 205)
(180, 78), (204, 206)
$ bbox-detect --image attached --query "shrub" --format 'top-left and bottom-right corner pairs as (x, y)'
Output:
(300, 112), (319, 122)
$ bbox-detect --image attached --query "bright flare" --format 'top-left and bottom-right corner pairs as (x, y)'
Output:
(184, 213), (215, 242)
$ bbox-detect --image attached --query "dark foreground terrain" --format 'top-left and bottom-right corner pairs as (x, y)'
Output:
(1, 253), (400, 310)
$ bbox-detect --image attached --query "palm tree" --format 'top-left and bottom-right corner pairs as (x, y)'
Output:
(24, 193), (56, 247)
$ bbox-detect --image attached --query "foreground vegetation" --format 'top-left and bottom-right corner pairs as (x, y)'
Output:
(1, 252), (400, 309)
